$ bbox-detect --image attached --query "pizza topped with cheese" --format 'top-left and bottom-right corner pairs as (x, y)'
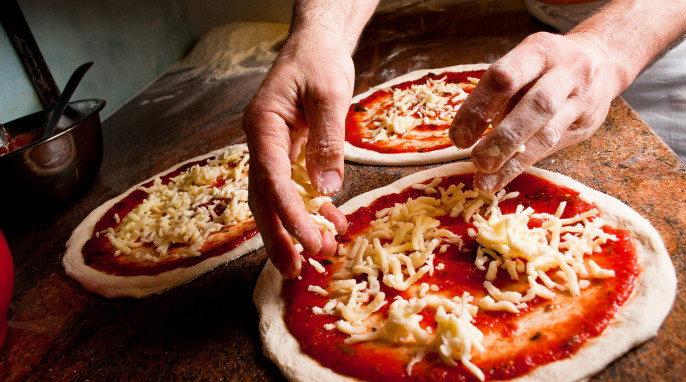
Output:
(64, 143), (263, 298)
(344, 64), (491, 166)
(254, 163), (676, 381)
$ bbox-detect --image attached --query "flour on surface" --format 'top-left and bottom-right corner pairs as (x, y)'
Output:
(173, 22), (288, 80)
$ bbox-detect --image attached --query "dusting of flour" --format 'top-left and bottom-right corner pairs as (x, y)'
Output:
(174, 22), (289, 80)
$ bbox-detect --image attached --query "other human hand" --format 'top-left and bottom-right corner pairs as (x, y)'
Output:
(450, 32), (624, 193)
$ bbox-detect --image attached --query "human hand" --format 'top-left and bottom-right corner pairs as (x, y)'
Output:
(450, 32), (625, 193)
(242, 34), (351, 279)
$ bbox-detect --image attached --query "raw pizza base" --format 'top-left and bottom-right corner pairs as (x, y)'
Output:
(64, 145), (263, 299)
(344, 63), (491, 166)
(254, 162), (676, 382)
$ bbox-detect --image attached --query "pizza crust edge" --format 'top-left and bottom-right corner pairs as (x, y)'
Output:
(63, 144), (264, 299)
(253, 162), (676, 381)
(344, 63), (491, 166)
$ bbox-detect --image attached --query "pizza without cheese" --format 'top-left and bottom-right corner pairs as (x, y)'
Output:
(64, 143), (263, 298)
(344, 64), (491, 166)
(254, 163), (676, 381)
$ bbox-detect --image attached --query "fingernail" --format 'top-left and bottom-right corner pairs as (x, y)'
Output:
(476, 172), (501, 193)
(317, 170), (342, 195)
(474, 144), (501, 172)
(450, 128), (472, 148)
(274, 253), (301, 280)
(285, 262), (301, 280)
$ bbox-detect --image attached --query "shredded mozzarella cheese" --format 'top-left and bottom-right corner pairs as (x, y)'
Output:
(105, 144), (252, 260)
(472, 201), (618, 309)
(370, 76), (473, 142)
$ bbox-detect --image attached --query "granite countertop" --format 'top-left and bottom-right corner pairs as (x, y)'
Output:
(1, 1), (684, 380)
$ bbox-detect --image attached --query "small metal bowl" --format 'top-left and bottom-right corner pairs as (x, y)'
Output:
(0, 99), (106, 210)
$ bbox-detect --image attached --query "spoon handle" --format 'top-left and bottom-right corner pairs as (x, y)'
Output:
(42, 61), (93, 140)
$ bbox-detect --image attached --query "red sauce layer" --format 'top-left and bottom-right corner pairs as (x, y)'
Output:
(82, 158), (257, 276)
(0, 128), (43, 156)
(283, 173), (638, 381)
(345, 70), (484, 154)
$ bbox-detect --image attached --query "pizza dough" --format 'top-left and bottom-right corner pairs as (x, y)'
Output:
(344, 63), (490, 166)
(254, 162), (676, 381)
(64, 144), (263, 298)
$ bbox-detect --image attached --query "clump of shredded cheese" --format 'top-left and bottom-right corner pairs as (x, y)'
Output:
(105, 144), (252, 260)
(472, 200), (618, 312)
(303, 176), (618, 381)
(370, 76), (476, 142)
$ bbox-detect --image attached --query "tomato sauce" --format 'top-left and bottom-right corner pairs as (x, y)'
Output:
(283, 173), (639, 381)
(345, 70), (484, 154)
(82, 158), (257, 276)
(0, 128), (43, 156)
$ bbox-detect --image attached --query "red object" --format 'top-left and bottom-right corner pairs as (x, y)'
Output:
(0, 229), (13, 347)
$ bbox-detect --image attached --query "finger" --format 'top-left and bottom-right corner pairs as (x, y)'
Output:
(303, 77), (352, 196)
(554, 100), (610, 151)
(245, 110), (323, 255)
(248, 165), (302, 279)
(475, 101), (581, 193)
(321, 229), (338, 257)
(319, 202), (348, 235)
(471, 68), (578, 173)
(450, 34), (551, 148)
(289, 128), (309, 162)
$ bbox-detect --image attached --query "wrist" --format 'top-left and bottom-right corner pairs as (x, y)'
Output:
(285, 26), (357, 58)
(565, 30), (637, 96)
(289, 0), (378, 55)
(565, 0), (686, 95)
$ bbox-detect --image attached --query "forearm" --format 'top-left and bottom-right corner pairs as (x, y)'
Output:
(288, 0), (380, 55)
(569, 0), (686, 93)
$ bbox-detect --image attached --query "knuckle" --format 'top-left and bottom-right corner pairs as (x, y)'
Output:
(313, 74), (352, 102)
(526, 32), (558, 49)
(528, 87), (558, 117)
(488, 61), (524, 94)
(524, 32), (563, 61)
(537, 125), (563, 150)
(574, 57), (595, 83)
(329, 78), (353, 98)
(497, 123), (525, 147)
(307, 139), (344, 160)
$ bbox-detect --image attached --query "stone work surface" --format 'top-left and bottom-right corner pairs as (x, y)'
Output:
(1, 1), (683, 381)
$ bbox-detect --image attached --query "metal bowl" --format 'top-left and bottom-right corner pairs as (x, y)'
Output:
(0, 99), (106, 209)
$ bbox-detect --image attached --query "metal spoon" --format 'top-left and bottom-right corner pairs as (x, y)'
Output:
(42, 61), (93, 140)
